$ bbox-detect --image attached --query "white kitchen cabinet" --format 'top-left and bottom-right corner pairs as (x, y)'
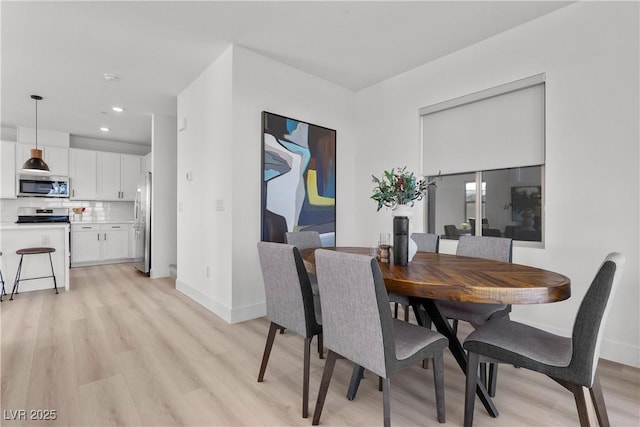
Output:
(97, 152), (141, 201)
(120, 154), (141, 201)
(102, 224), (129, 261)
(69, 149), (97, 200)
(44, 145), (69, 176)
(71, 224), (102, 264)
(1, 141), (16, 198)
(71, 223), (132, 266)
(15, 143), (68, 176)
(15, 143), (32, 171)
(143, 152), (152, 173)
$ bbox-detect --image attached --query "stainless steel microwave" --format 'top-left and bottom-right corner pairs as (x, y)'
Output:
(17, 174), (70, 198)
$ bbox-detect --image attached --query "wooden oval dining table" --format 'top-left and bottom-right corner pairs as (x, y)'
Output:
(301, 247), (571, 418)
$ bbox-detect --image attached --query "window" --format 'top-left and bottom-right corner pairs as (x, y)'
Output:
(428, 166), (543, 242)
(464, 181), (485, 221)
(420, 74), (545, 245)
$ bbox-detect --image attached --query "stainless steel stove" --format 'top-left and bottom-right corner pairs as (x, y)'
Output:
(16, 207), (70, 224)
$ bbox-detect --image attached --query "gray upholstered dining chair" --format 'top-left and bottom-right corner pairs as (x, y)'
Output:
(256, 242), (323, 418)
(311, 249), (448, 427)
(438, 235), (513, 396)
(284, 230), (324, 354)
(284, 230), (322, 250)
(389, 232), (440, 321)
(463, 252), (625, 427)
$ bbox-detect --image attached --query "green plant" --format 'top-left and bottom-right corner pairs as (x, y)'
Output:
(503, 190), (541, 213)
(371, 167), (438, 211)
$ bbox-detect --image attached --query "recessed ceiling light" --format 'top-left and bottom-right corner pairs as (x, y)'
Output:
(100, 127), (110, 132)
(103, 73), (118, 81)
(111, 106), (124, 112)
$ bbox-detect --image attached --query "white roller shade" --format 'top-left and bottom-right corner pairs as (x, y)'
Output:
(421, 74), (545, 176)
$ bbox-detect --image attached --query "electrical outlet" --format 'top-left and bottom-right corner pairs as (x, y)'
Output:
(41, 235), (50, 245)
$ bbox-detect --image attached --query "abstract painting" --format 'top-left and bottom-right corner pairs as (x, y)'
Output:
(261, 112), (336, 246)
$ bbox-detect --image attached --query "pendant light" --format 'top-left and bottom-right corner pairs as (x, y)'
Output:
(21, 94), (50, 173)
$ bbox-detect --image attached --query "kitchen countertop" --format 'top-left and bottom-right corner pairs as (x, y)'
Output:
(70, 220), (134, 225)
(0, 222), (70, 230)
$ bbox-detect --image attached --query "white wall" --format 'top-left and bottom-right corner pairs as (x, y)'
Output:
(150, 113), (177, 278)
(229, 46), (356, 322)
(354, 2), (639, 366)
(177, 46), (235, 320)
(71, 135), (150, 156)
(17, 127), (69, 147)
(176, 45), (356, 323)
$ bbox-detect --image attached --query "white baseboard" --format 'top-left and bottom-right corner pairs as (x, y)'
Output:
(230, 301), (266, 323)
(150, 267), (170, 279)
(175, 279), (266, 324)
(599, 338), (640, 368)
(71, 258), (133, 268)
(176, 279), (231, 323)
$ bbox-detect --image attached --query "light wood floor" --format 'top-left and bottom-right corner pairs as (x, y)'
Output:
(1, 263), (639, 426)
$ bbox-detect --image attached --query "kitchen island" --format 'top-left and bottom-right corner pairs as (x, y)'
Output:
(0, 223), (70, 293)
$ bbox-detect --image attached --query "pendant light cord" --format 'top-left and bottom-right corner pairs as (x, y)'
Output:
(30, 94), (42, 151)
(35, 97), (38, 150)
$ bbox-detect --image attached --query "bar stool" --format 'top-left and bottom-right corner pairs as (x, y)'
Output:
(0, 251), (6, 302)
(10, 247), (58, 300)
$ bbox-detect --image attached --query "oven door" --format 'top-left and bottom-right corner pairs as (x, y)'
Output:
(17, 175), (69, 198)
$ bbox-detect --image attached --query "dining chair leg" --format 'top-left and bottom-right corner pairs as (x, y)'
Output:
(393, 302), (399, 318)
(464, 352), (480, 427)
(573, 385), (592, 426)
(432, 352), (446, 423)
(382, 377), (391, 427)
(257, 322), (279, 382)
(317, 333), (324, 359)
(312, 350), (339, 425)
(346, 365), (364, 400)
(552, 377), (592, 427)
(488, 363), (498, 397)
(403, 304), (409, 322)
(303, 337), (312, 418)
(479, 362), (487, 387)
(411, 302), (424, 326)
(589, 371), (610, 427)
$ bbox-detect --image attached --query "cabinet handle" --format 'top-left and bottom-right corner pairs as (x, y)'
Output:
(72, 189), (75, 197)
(82, 226), (91, 229)
(97, 233), (100, 241)
(112, 226), (121, 229)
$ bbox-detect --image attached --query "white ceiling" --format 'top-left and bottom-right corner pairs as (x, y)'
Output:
(1, 1), (571, 147)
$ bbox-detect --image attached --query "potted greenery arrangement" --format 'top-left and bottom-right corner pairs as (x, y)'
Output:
(371, 166), (436, 215)
(371, 167), (438, 265)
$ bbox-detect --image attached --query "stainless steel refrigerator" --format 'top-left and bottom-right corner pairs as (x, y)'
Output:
(134, 171), (151, 275)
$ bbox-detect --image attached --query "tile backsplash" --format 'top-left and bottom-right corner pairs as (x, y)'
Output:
(0, 198), (134, 222)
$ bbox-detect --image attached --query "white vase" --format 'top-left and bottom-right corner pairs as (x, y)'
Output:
(408, 236), (418, 262)
(392, 204), (414, 218)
